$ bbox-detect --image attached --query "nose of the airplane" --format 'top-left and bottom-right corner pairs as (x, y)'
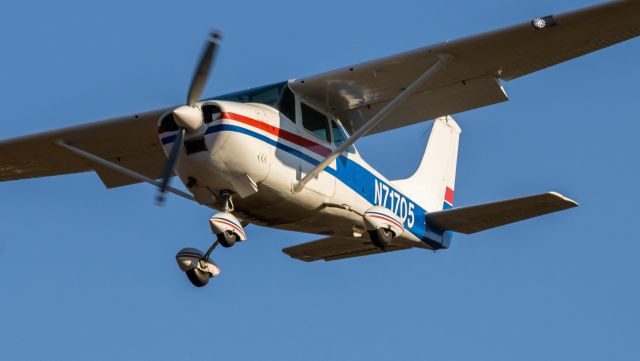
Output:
(172, 105), (204, 132)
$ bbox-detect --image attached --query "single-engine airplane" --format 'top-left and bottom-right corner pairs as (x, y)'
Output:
(1, 1), (638, 287)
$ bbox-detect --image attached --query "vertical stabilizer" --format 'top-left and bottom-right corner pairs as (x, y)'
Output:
(392, 116), (461, 212)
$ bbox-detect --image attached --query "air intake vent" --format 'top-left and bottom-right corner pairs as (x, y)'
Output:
(202, 105), (222, 124)
(184, 137), (207, 155)
(158, 113), (179, 133)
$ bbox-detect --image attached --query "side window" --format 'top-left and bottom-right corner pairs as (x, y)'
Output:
(278, 85), (296, 123)
(301, 103), (330, 142)
(331, 120), (355, 153)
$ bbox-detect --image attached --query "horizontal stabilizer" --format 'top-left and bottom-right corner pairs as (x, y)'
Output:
(283, 236), (410, 262)
(425, 192), (578, 234)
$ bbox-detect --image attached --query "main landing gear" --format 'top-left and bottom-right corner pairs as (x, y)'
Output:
(369, 228), (395, 250)
(175, 190), (246, 287)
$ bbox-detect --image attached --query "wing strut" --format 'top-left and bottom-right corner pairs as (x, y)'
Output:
(55, 141), (196, 201)
(293, 54), (454, 193)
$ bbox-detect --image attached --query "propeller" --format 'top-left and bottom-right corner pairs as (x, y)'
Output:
(156, 29), (223, 205)
(187, 31), (222, 106)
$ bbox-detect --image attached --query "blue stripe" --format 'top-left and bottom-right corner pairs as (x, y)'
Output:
(215, 124), (322, 168)
(161, 134), (176, 145)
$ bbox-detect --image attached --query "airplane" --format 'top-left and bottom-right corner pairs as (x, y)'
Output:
(1, 1), (638, 287)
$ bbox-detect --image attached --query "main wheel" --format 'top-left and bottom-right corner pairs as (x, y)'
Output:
(369, 228), (395, 250)
(217, 230), (237, 248)
(186, 268), (210, 287)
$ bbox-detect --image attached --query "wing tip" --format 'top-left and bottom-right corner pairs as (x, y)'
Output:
(281, 247), (318, 262)
(547, 191), (579, 207)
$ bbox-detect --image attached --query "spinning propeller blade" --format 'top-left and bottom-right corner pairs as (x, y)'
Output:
(156, 29), (222, 205)
(187, 30), (222, 106)
(156, 128), (185, 205)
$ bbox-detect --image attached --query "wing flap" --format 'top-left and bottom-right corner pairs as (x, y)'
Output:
(338, 75), (508, 135)
(290, 0), (640, 134)
(283, 236), (411, 262)
(426, 192), (578, 234)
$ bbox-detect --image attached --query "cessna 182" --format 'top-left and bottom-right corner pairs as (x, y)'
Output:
(1, 1), (638, 287)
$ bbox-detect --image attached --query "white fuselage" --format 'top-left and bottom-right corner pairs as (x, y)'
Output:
(159, 100), (433, 249)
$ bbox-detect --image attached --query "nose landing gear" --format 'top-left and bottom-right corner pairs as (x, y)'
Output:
(175, 245), (220, 287)
(176, 191), (246, 287)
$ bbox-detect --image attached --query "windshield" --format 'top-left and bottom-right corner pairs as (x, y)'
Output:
(214, 81), (285, 107)
(213, 81), (296, 122)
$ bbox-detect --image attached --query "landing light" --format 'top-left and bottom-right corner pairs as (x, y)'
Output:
(532, 15), (557, 30)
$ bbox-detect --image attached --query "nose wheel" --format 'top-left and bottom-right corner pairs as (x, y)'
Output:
(218, 230), (237, 248)
(175, 245), (220, 287)
(176, 191), (246, 287)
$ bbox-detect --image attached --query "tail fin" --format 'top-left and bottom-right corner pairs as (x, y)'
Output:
(392, 115), (461, 212)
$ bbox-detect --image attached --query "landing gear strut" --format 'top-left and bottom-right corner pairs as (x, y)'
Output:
(209, 191), (246, 248)
(176, 190), (247, 287)
(214, 191), (240, 248)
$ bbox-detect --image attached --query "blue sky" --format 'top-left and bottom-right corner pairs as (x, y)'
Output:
(1, 0), (638, 360)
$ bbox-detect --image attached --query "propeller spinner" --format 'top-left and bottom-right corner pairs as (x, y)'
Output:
(156, 30), (222, 205)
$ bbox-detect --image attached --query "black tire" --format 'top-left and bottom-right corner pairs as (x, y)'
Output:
(369, 228), (395, 250)
(217, 230), (237, 248)
(186, 268), (210, 287)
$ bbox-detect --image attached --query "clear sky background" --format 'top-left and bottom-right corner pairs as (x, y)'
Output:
(0, 0), (638, 360)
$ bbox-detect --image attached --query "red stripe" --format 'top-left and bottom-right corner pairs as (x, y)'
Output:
(222, 112), (332, 157)
(367, 214), (404, 231)
(445, 187), (454, 205)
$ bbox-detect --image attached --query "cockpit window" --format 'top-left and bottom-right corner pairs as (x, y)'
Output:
(331, 120), (356, 153)
(301, 103), (330, 142)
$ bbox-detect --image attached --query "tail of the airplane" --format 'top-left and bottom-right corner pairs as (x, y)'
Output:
(392, 115), (461, 212)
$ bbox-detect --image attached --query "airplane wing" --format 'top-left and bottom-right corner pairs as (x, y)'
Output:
(289, 0), (640, 134)
(3, 1), (638, 188)
(0, 108), (170, 188)
(425, 192), (578, 234)
(283, 236), (411, 262)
